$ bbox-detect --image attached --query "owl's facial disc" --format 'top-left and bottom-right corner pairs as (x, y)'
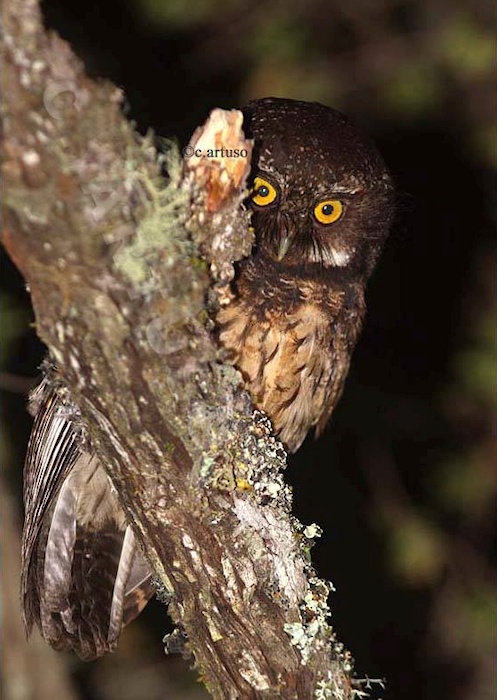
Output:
(248, 172), (352, 268)
(243, 97), (394, 276)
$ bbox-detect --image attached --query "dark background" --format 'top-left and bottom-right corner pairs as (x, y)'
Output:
(2, 0), (495, 699)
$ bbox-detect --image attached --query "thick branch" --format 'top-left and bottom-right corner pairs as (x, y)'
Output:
(2, 1), (354, 698)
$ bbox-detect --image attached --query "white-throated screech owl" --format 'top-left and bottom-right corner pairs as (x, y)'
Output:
(21, 97), (394, 659)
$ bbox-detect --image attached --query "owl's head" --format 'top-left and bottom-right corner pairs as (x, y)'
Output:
(242, 97), (394, 279)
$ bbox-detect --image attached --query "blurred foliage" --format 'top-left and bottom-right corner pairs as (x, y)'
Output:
(131, 0), (242, 28)
(439, 12), (495, 79)
(3, 0), (495, 698)
(126, 0), (495, 163)
(386, 512), (447, 586)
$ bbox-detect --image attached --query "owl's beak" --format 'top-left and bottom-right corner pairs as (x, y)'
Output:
(277, 235), (292, 261)
(276, 212), (299, 260)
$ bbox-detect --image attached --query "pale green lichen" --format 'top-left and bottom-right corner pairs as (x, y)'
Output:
(315, 675), (346, 699)
(303, 523), (323, 540)
(284, 621), (316, 662)
(315, 674), (386, 700)
(284, 576), (333, 664)
(113, 140), (190, 289)
(351, 677), (386, 698)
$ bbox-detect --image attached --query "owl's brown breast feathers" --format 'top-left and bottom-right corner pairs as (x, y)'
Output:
(217, 259), (365, 452)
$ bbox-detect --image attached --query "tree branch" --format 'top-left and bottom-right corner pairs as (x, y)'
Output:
(2, 1), (356, 697)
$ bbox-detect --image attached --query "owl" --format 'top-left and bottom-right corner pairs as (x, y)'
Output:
(218, 98), (394, 452)
(21, 98), (394, 659)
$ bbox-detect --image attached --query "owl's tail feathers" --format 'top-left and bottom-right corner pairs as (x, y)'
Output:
(108, 526), (155, 640)
(22, 513), (154, 661)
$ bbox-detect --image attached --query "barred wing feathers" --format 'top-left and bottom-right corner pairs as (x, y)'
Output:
(21, 379), (153, 660)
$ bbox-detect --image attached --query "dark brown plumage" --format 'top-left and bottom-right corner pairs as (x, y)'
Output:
(21, 97), (393, 660)
(218, 97), (394, 451)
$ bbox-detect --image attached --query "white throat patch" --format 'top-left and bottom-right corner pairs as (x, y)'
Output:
(329, 247), (352, 267)
(308, 246), (353, 267)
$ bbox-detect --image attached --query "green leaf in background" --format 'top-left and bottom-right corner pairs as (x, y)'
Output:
(387, 513), (447, 586)
(381, 62), (441, 117)
(439, 13), (495, 79)
(454, 313), (496, 404)
(129, 0), (240, 28)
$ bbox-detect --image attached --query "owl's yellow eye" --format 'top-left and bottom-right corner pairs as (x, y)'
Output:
(314, 199), (343, 225)
(251, 177), (278, 207)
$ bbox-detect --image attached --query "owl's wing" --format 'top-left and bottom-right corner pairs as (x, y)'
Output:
(22, 377), (154, 661)
(315, 303), (365, 438)
(314, 340), (351, 437)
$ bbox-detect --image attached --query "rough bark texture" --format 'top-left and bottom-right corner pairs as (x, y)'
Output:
(2, 1), (356, 697)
